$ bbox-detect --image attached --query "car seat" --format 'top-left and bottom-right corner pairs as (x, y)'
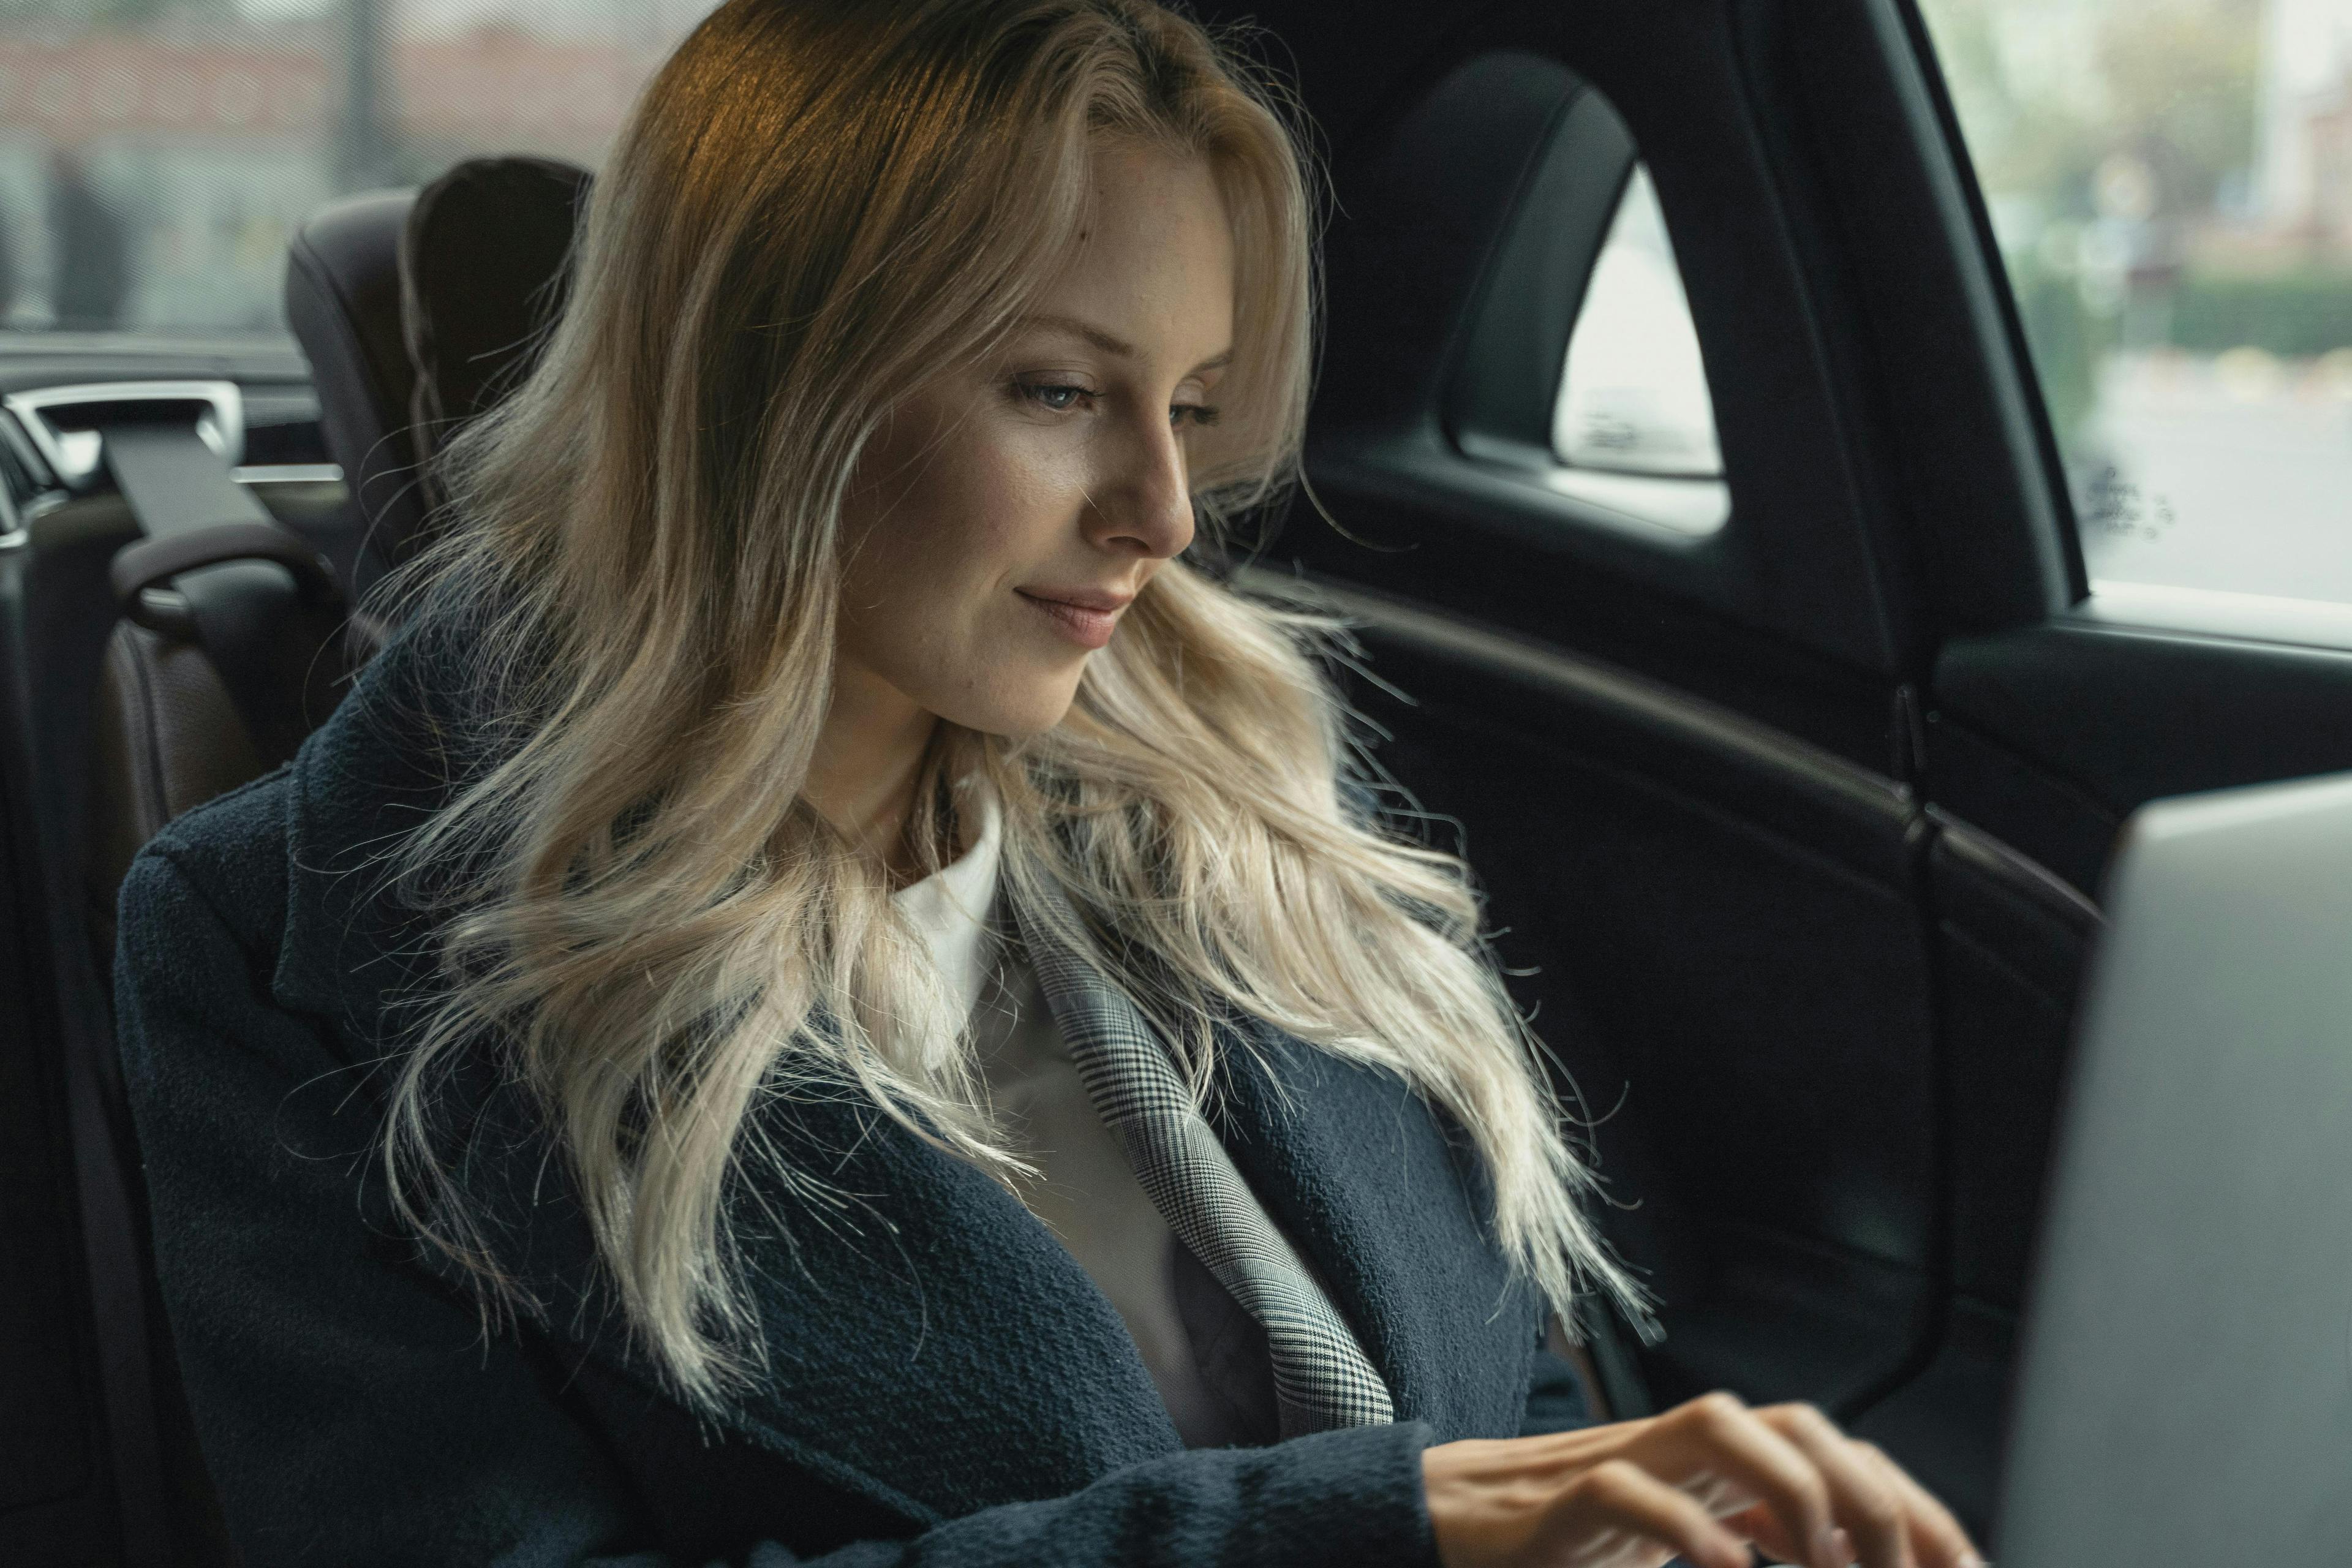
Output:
(287, 155), (591, 620)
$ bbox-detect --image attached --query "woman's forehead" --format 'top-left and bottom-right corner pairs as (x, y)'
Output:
(1024, 149), (1237, 362)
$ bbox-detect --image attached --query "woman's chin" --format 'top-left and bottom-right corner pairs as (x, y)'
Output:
(940, 675), (1085, 740)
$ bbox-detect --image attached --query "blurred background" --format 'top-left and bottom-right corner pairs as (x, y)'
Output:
(0, 0), (706, 335)
(1920, 0), (2352, 601)
(0, 0), (2345, 600)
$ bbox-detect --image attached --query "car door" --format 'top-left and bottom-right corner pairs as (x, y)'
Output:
(1211, 0), (1978, 1511)
(1844, 0), (2352, 1516)
(1209, 0), (2351, 1541)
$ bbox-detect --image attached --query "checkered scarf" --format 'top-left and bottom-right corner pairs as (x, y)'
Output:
(1011, 873), (1396, 1438)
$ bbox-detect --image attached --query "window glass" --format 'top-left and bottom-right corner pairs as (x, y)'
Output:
(1917, 0), (2352, 605)
(1554, 166), (1724, 478)
(1546, 164), (1730, 536)
(0, 1), (712, 338)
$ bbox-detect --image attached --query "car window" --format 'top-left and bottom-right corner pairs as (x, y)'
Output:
(1553, 165), (1724, 482)
(1915, 0), (2352, 606)
(0, 4), (704, 339)
(1441, 73), (1741, 549)
(1536, 162), (1731, 538)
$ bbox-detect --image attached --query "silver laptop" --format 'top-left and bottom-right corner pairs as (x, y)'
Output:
(1993, 767), (2352, 1565)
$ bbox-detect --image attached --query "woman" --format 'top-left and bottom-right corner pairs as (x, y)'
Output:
(114, 2), (1983, 1565)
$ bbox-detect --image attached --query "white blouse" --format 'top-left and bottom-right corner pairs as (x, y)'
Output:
(891, 780), (1267, 1447)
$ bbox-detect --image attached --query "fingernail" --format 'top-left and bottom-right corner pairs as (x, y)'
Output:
(1815, 1524), (1847, 1568)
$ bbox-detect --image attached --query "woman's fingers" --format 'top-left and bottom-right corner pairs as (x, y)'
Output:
(1637, 1392), (1842, 1568)
(1548, 1457), (1754, 1568)
(1749, 1404), (1987, 1568)
(1850, 1437), (1985, 1568)
(1721, 1504), (1850, 1568)
(1751, 1403), (1912, 1568)
(1420, 1401), (1983, 1568)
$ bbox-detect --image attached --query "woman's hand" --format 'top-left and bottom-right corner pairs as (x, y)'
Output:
(1421, 1390), (1985, 1568)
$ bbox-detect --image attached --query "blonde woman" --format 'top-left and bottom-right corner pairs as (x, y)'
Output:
(114, 2), (1982, 1565)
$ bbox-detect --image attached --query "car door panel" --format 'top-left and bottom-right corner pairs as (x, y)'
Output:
(1227, 0), (2183, 1539)
(1934, 622), (2352, 895)
(1263, 567), (2117, 1535)
(1253, 0), (1951, 1440)
(1841, 813), (2099, 1526)
(1251, 575), (1944, 1425)
(1927, 815), (2101, 1318)
(0, 792), (109, 1560)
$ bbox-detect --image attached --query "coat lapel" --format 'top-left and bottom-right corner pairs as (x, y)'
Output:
(1214, 1024), (1540, 1437)
(265, 606), (1536, 1528)
(1009, 881), (1539, 1441)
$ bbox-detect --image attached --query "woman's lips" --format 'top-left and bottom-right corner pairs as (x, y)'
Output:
(1017, 590), (1120, 649)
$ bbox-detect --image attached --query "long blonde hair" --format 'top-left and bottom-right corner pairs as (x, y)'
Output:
(367, 0), (1648, 1413)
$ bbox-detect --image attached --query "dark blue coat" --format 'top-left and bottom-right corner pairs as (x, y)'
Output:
(112, 605), (1592, 1567)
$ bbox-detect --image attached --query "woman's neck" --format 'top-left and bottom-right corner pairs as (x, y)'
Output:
(807, 663), (949, 888)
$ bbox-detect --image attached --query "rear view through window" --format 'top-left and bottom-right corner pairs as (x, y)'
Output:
(1917, 0), (2352, 606)
(0, 1), (701, 338)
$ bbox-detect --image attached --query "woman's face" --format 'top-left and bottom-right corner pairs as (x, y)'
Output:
(834, 141), (1236, 740)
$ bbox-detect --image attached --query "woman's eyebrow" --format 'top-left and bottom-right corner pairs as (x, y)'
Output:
(1016, 312), (1232, 372)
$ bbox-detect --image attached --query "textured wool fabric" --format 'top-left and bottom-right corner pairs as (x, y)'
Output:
(111, 600), (1592, 1567)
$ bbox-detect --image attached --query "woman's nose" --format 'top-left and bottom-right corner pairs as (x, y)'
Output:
(1085, 412), (1197, 560)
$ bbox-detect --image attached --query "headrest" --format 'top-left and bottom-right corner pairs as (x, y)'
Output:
(285, 188), (422, 597)
(283, 157), (590, 598)
(401, 156), (593, 473)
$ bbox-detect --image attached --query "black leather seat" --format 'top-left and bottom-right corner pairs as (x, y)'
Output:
(284, 187), (427, 616)
(88, 156), (592, 957)
(284, 155), (590, 616)
(80, 191), (417, 979)
(396, 156), (592, 489)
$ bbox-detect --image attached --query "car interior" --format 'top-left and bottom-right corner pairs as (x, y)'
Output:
(9, 1), (2352, 1563)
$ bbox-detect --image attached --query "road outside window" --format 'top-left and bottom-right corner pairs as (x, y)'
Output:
(1918, 0), (2352, 607)
(0, 1), (711, 338)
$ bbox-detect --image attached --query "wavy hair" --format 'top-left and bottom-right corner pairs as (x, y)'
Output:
(364, 0), (1649, 1413)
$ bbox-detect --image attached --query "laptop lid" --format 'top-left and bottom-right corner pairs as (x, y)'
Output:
(1994, 769), (2352, 1566)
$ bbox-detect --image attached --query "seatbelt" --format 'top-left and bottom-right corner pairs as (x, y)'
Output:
(100, 420), (352, 766)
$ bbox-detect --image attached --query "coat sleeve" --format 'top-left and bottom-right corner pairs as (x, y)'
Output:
(114, 847), (1445, 1568)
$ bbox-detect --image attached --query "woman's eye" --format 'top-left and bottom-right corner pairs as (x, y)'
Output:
(1017, 382), (1095, 413)
(1015, 382), (1220, 427)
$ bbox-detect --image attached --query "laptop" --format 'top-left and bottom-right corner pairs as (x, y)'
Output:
(1992, 767), (2352, 1565)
